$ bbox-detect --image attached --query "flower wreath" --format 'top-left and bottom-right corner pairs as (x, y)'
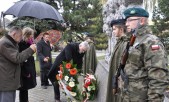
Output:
(56, 60), (98, 102)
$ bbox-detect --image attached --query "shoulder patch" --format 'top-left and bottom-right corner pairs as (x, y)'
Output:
(151, 45), (160, 50)
(130, 10), (136, 14)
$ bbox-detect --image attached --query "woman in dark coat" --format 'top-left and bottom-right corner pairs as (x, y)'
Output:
(18, 27), (37, 102)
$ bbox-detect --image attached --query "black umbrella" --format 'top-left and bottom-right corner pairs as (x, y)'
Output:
(3, 0), (64, 21)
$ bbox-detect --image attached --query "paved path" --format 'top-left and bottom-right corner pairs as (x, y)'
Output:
(15, 77), (67, 102)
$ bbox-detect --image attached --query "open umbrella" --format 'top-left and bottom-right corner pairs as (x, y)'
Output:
(3, 0), (64, 21)
(35, 30), (61, 44)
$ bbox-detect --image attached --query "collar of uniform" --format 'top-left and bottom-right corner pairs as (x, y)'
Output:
(116, 35), (128, 42)
(137, 25), (151, 36)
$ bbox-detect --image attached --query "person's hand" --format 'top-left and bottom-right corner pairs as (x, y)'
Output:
(26, 74), (31, 78)
(46, 57), (50, 60)
(30, 44), (36, 52)
(44, 57), (49, 62)
(50, 43), (54, 48)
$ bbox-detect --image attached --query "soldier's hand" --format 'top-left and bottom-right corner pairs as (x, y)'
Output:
(30, 44), (37, 52)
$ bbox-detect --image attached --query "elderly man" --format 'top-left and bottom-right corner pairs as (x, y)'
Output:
(120, 7), (169, 101)
(48, 41), (89, 102)
(106, 19), (128, 102)
(0, 26), (36, 102)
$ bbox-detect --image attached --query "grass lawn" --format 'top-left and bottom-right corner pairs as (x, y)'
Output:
(35, 60), (40, 76)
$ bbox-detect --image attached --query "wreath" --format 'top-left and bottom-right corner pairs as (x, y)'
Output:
(56, 60), (98, 102)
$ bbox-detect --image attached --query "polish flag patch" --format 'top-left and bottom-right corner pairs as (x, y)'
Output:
(151, 45), (160, 50)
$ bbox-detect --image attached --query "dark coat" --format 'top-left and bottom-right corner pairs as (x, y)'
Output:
(48, 43), (85, 82)
(37, 39), (52, 69)
(18, 40), (37, 90)
(0, 34), (34, 91)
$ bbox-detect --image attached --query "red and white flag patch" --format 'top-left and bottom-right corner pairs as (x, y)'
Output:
(151, 45), (160, 50)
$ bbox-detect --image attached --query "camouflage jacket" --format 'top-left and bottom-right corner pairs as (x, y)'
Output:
(123, 26), (169, 102)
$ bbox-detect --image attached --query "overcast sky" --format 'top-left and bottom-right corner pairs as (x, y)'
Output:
(0, 0), (19, 20)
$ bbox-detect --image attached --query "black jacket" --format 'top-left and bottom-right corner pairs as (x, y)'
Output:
(48, 42), (85, 82)
(37, 39), (52, 69)
(18, 40), (37, 90)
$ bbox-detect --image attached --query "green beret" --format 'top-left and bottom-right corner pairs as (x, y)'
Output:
(123, 7), (149, 19)
(110, 19), (126, 27)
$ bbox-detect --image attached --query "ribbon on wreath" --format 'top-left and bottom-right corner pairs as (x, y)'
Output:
(82, 91), (89, 102)
(57, 71), (77, 101)
(59, 79), (77, 101)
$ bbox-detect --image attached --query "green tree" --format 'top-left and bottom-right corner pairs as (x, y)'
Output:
(59, 0), (106, 49)
(151, 0), (169, 52)
(61, 0), (103, 37)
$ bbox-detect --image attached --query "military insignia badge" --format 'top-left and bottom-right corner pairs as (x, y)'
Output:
(151, 45), (160, 50)
(130, 10), (136, 14)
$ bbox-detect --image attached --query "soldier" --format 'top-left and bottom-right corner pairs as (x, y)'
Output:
(83, 34), (97, 74)
(120, 7), (169, 101)
(106, 18), (128, 102)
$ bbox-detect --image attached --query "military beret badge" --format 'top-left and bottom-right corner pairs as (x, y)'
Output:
(130, 10), (136, 14)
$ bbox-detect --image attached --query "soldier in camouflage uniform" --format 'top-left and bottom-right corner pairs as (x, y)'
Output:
(120, 7), (169, 102)
(106, 19), (128, 102)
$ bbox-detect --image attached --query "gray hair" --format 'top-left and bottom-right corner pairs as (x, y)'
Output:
(8, 26), (22, 35)
(80, 41), (90, 50)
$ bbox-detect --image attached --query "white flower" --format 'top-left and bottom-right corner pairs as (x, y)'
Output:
(88, 75), (96, 80)
(70, 91), (77, 96)
(64, 76), (69, 81)
(69, 81), (75, 87)
(87, 86), (91, 91)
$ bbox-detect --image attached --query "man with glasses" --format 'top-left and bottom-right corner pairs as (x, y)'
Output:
(0, 26), (36, 102)
(120, 7), (169, 101)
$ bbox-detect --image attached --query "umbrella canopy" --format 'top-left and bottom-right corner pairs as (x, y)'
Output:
(3, 0), (64, 21)
(35, 30), (61, 44)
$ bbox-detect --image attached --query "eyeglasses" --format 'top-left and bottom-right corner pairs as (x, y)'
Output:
(126, 18), (140, 22)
